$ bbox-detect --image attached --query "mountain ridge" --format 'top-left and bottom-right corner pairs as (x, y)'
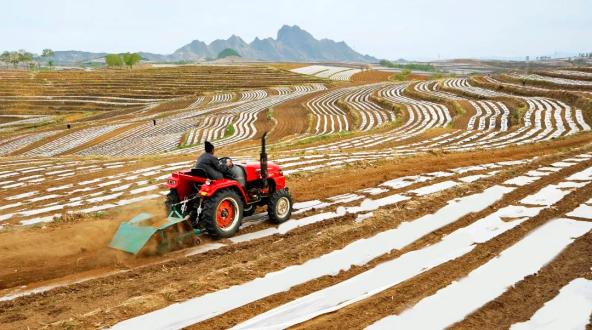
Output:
(46, 25), (377, 64)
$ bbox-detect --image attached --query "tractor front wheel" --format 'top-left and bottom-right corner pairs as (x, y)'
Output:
(268, 189), (292, 224)
(201, 189), (243, 238)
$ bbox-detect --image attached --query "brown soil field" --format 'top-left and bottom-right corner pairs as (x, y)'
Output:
(453, 99), (476, 129)
(197, 156), (592, 330)
(0, 133), (590, 290)
(1, 141), (590, 329)
(267, 89), (328, 142)
(1, 65), (592, 330)
(351, 70), (393, 83)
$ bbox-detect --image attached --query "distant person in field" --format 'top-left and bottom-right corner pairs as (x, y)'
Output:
(195, 141), (233, 180)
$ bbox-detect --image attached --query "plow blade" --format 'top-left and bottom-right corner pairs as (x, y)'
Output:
(110, 212), (201, 255)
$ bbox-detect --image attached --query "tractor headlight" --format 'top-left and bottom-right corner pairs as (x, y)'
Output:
(205, 179), (211, 185)
(168, 179), (176, 185)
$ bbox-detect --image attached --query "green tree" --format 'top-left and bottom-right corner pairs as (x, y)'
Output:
(42, 48), (55, 69)
(392, 69), (411, 81)
(18, 50), (33, 63)
(0, 51), (10, 65)
(379, 59), (394, 67)
(7, 51), (20, 67)
(122, 52), (142, 69)
(105, 54), (123, 68)
(18, 50), (34, 69)
(42, 48), (54, 58)
(379, 59), (435, 72)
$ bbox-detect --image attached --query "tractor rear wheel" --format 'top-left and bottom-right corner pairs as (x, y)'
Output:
(201, 189), (243, 238)
(165, 189), (180, 215)
(268, 189), (292, 224)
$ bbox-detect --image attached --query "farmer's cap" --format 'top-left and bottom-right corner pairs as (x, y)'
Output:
(205, 141), (214, 153)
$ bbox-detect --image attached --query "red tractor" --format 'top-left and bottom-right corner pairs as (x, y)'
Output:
(165, 133), (292, 238)
(110, 133), (293, 254)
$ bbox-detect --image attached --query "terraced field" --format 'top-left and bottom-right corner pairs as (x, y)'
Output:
(1, 65), (592, 329)
(291, 64), (363, 81)
(0, 65), (321, 120)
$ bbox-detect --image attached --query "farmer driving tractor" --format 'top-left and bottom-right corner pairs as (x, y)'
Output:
(195, 141), (234, 180)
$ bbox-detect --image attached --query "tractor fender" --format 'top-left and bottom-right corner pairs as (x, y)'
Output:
(166, 172), (206, 201)
(266, 172), (286, 190)
(165, 173), (180, 189)
(198, 179), (248, 204)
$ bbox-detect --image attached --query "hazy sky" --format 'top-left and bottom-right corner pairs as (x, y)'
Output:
(2, 0), (591, 60)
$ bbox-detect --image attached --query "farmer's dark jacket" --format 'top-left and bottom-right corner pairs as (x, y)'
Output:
(195, 152), (229, 180)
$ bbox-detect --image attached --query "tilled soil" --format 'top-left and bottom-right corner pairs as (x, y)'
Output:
(292, 176), (592, 330)
(0, 199), (168, 289)
(268, 89), (328, 142)
(192, 155), (592, 330)
(0, 141), (591, 329)
(449, 232), (592, 330)
(286, 132), (592, 201)
(350, 70), (393, 84)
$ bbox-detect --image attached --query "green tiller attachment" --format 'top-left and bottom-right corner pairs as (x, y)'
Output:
(109, 211), (201, 255)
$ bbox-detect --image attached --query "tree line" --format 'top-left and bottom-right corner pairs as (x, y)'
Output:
(379, 59), (436, 72)
(0, 48), (142, 69)
(105, 53), (142, 69)
(0, 49), (54, 68)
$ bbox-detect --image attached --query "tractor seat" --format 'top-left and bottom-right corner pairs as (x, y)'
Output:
(190, 167), (208, 178)
(191, 166), (246, 186)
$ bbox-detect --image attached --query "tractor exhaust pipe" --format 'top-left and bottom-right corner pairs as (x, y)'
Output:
(260, 132), (268, 187)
